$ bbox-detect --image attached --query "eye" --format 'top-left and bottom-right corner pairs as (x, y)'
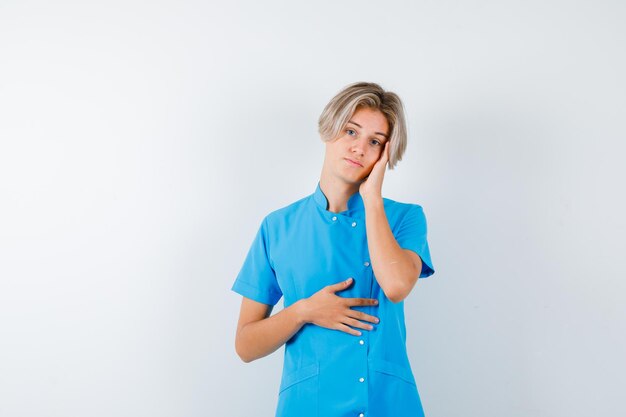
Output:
(346, 129), (357, 136)
(370, 139), (382, 146)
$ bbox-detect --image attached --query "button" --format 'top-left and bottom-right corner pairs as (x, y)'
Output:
(363, 261), (370, 267)
(359, 340), (364, 345)
(359, 414), (365, 417)
(332, 216), (337, 221)
(359, 377), (365, 382)
(351, 221), (357, 227)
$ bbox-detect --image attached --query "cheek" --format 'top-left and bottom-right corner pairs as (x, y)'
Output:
(364, 160), (377, 172)
(371, 149), (383, 163)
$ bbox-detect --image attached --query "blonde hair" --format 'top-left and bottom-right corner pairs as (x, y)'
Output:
(318, 82), (408, 170)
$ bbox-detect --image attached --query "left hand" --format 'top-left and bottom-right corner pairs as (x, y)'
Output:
(359, 141), (390, 203)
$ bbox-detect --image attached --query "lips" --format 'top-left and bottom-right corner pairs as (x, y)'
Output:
(344, 158), (363, 167)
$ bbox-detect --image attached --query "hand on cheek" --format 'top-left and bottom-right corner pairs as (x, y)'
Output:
(359, 141), (390, 200)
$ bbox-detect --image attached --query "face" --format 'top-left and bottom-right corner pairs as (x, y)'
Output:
(324, 106), (390, 184)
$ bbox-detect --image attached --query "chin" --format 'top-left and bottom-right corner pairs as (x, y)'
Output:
(335, 175), (358, 185)
(336, 167), (369, 184)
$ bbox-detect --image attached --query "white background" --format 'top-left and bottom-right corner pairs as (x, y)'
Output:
(1, 1), (625, 416)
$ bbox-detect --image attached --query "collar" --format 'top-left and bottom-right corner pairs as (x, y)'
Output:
(313, 181), (364, 216)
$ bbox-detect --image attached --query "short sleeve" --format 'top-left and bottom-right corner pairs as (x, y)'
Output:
(394, 205), (435, 278)
(231, 217), (283, 305)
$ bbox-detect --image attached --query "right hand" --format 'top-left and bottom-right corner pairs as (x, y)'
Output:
(298, 277), (380, 336)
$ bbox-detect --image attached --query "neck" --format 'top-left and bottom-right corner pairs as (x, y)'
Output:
(318, 172), (360, 214)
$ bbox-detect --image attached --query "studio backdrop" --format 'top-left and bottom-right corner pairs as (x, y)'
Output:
(0, 1), (624, 416)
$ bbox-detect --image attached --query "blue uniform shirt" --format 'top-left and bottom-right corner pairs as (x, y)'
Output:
(232, 182), (435, 417)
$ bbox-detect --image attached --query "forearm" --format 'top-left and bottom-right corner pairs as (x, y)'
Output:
(236, 299), (308, 363)
(364, 198), (419, 302)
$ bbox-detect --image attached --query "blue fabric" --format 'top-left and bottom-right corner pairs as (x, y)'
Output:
(231, 181), (435, 417)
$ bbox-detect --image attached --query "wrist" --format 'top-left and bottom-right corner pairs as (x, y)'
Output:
(294, 298), (310, 325)
(363, 195), (384, 211)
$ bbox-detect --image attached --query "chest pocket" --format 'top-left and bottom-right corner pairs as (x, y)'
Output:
(276, 363), (319, 417)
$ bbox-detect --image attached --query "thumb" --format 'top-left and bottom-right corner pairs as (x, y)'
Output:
(328, 277), (353, 293)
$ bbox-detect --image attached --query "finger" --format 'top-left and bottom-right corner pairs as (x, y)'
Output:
(345, 309), (380, 324)
(327, 277), (353, 293)
(375, 146), (388, 168)
(377, 147), (387, 163)
(346, 297), (378, 306)
(343, 317), (374, 331)
(336, 323), (362, 337)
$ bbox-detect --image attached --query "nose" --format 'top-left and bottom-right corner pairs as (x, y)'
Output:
(350, 138), (365, 156)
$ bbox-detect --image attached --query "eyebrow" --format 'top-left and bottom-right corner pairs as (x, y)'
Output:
(347, 120), (389, 140)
